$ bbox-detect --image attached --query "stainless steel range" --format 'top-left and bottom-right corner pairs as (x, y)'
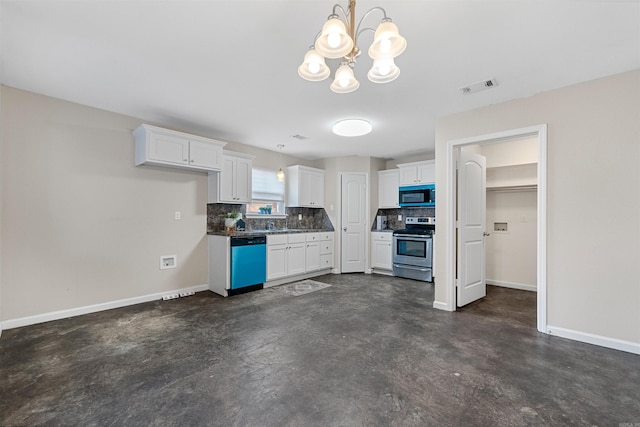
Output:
(392, 216), (435, 282)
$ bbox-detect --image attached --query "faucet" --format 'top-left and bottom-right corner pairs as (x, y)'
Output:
(267, 221), (275, 230)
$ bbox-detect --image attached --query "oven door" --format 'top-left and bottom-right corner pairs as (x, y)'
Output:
(393, 234), (432, 268)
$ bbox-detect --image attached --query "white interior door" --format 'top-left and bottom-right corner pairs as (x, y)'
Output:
(341, 173), (367, 273)
(457, 149), (487, 306)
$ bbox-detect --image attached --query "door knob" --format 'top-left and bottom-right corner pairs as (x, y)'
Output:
(343, 227), (347, 232)
(483, 232), (491, 237)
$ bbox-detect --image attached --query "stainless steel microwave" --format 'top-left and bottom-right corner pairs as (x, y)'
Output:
(399, 184), (435, 207)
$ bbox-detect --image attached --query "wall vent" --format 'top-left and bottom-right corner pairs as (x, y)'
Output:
(291, 134), (309, 140)
(460, 78), (499, 95)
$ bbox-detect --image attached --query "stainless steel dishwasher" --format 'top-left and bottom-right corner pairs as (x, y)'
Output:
(229, 235), (266, 295)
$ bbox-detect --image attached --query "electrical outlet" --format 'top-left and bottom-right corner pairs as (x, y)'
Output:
(175, 211), (181, 220)
(179, 291), (195, 298)
(162, 294), (179, 301)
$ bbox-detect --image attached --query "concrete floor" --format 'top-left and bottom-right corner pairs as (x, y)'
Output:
(1, 274), (639, 426)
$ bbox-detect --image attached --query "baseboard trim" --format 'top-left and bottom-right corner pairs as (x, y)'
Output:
(547, 325), (640, 355)
(433, 300), (452, 311)
(1, 284), (210, 331)
(487, 279), (537, 292)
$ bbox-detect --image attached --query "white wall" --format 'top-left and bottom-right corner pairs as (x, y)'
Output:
(434, 69), (640, 345)
(486, 189), (537, 290)
(0, 86), (312, 324)
(479, 136), (538, 168)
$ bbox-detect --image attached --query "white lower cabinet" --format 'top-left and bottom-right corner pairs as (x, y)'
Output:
(371, 232), (393, 271)
(267, 234), (305, 280)
(305, 232), (334, 272)
(267, 232), (334, 283)
(319, 235), (334, 269)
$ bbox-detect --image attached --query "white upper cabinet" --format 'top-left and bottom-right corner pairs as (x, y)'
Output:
(397, 160), (435, 186)
(378, 169), (399, 208)
(209, 151), (254, 204)
(134, 124), (225, 172)
(286, 165), (325, 208)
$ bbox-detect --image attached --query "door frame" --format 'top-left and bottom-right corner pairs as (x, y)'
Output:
(444, 124), (548, 333)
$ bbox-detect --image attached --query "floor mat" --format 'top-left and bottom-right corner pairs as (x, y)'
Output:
(274, 279), (332, 296)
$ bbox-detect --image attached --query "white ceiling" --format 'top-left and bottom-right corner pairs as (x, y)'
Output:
(1, 0), (639, 160)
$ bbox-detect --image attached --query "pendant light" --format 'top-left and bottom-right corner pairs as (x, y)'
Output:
(276, 144), (285, 182)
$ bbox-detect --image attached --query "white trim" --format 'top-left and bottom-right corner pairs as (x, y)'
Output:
(432, 300), (450, 311)
(547, 325), (640, 355)
(1, 284), (209, 330)
(444, 124), (548, 334)
(487, 280), (537, 292)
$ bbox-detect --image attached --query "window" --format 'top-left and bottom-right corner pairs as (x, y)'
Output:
(246, 167), (285, 216)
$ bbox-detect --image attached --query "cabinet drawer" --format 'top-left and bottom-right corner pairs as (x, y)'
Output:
(288, 233), (306, 244)
(318, 232), (333, 241)
(305, 232), (320, 242)
(267, 234), (288, 245)
(320, 240), (333, 255)
(372, 232), (393, 241)
(320, 254), (333, 268)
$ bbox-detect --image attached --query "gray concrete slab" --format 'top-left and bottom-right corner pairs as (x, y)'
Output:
(1, 274), (639, 426)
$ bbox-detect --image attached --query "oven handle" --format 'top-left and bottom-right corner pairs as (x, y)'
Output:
(393, 264), (430, 272)
(393, 234), (432, 239)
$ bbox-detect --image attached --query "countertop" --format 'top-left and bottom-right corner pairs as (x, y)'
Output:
(371, 228), (396, 233)
(207, 228), (334, 237)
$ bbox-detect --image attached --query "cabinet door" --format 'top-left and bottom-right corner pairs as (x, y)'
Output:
(190, 140), (223, 169)
(149, 133), (189, 165)
(218, 156), (236, 202)
(305, 241), (321, 272)
(417, 161), (435, 184)
(378, 170), (399, 208)
(308, 170), (324, 207)
(300, 169), (324, 207)
(234, 157), (252, 203)
(372, 240), (393, 270)
(287, 243), (306, 276)
(267, 244), (288, 280)
(398, 166), (418, 186)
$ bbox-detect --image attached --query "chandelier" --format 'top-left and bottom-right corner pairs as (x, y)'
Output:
(298, 0), (407, 94)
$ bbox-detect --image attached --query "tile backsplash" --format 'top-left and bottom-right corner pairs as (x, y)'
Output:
(207, 204), (334, 232)
(372, 207), (435, 230)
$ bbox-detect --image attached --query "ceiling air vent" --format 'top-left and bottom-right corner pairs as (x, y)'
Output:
(291, 134), (309, 140)
(460, 78), (499, 95)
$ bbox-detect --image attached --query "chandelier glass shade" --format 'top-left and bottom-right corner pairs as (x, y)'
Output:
(298, 0), (406, 93)
(297, 49), (330, 81)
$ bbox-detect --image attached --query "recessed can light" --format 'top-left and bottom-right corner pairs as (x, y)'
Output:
(332, 119), (373, 137)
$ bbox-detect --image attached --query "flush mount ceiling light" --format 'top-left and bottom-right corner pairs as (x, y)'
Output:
(298, 0), (407, 94)
(332, 119), (373, 137)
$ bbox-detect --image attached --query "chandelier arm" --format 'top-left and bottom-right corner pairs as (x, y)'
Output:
(354, 6), (389, 37)
(331, 4), (350, 23)
(355, 27), (375, 45)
